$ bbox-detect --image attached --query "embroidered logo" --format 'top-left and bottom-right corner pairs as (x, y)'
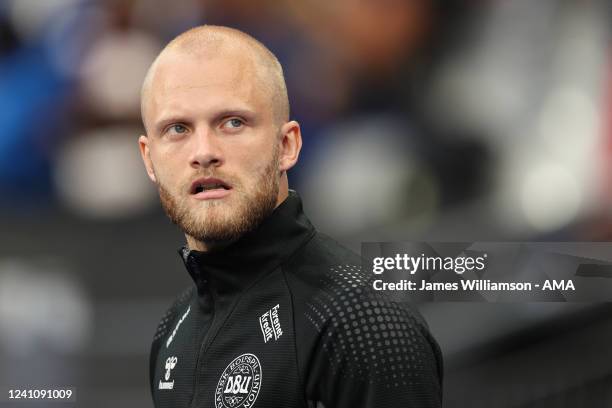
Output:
(215, 353), (262, 408)
(158, 356), (178, 390)
(166, 305), (191, 348)
(259, 304), (282, 343)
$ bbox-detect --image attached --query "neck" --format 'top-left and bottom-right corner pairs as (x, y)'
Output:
(185, 235), (234, 252)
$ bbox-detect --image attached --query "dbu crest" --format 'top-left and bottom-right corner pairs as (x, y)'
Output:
(215, 353), (262, 408)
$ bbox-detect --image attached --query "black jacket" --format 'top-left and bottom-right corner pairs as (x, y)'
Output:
(149, 191), (443, 408)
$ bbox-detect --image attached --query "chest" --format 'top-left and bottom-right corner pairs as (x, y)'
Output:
(152, 279), (303, 408)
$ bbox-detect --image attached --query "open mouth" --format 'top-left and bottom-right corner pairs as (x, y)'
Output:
(190, 178), (231, 195)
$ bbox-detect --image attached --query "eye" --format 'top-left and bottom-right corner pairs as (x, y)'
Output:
(222, 118), (245, 130)
(168, 124), (187, 134)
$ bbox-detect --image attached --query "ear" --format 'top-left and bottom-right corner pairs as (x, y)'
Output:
(278, 121), (302, 172)
(138, 135), (157, 183)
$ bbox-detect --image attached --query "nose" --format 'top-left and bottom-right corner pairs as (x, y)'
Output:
(188, 126), (223, 169)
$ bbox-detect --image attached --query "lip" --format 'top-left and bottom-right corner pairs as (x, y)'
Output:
(190, 177), (232, 200)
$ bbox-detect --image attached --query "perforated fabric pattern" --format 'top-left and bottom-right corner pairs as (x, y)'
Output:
(149, 285), (196, 398)
(153, 286), (194, 342)
(305, 265), (442, 400)
(153, 306), (174, 342)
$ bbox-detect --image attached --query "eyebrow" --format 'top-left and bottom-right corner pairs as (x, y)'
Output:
(213, 109), (257, 123)
(153, 108), (257, 134)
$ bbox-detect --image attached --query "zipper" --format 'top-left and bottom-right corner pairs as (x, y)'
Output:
(189, 277), (218, 408)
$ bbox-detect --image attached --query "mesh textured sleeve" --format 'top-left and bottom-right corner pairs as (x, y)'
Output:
(304, 265), (443, 408)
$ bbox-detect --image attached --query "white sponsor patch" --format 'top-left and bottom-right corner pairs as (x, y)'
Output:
(259, 304), (282, 343)
(215, 353), (262, 408)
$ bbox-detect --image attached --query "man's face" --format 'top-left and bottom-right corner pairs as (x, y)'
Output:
(140, 50), (282, 244)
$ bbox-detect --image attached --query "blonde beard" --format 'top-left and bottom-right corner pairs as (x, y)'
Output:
(156, 148), (280, 246)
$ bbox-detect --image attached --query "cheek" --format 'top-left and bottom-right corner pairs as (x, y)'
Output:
(240, 148), (275, 177)
(150, 150), (184, 188)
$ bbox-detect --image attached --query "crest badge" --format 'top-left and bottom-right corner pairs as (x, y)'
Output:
(215, 353), (262, 408)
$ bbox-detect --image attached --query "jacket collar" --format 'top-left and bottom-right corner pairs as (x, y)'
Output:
(179, 190), (315, 297)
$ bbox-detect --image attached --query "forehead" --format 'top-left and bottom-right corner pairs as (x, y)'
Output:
(145, 50), (269, 122)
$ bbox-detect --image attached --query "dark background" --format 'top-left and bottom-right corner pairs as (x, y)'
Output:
(0, 0), (611, 407)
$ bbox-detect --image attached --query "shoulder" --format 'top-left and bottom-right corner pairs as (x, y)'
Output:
(298, 261), (442, 387)
(152, 285), (195, 345)
(293, 231), (361, 266)
(280, 231), (443, 404)
(148, 285), (196, 392)
(283, 231), (361, 285)
(305, 262), (434, 344)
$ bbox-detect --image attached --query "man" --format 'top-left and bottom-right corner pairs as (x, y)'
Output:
(139, 25), (443, 408)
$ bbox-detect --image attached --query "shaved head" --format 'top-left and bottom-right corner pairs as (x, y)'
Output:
(141, 25), (289, 130)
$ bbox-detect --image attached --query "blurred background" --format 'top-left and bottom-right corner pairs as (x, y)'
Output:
(0, 0), (611, 406)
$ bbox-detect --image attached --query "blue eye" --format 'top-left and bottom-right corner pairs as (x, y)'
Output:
(170, 124), (187, 134)
(223, 118), (244, 129)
